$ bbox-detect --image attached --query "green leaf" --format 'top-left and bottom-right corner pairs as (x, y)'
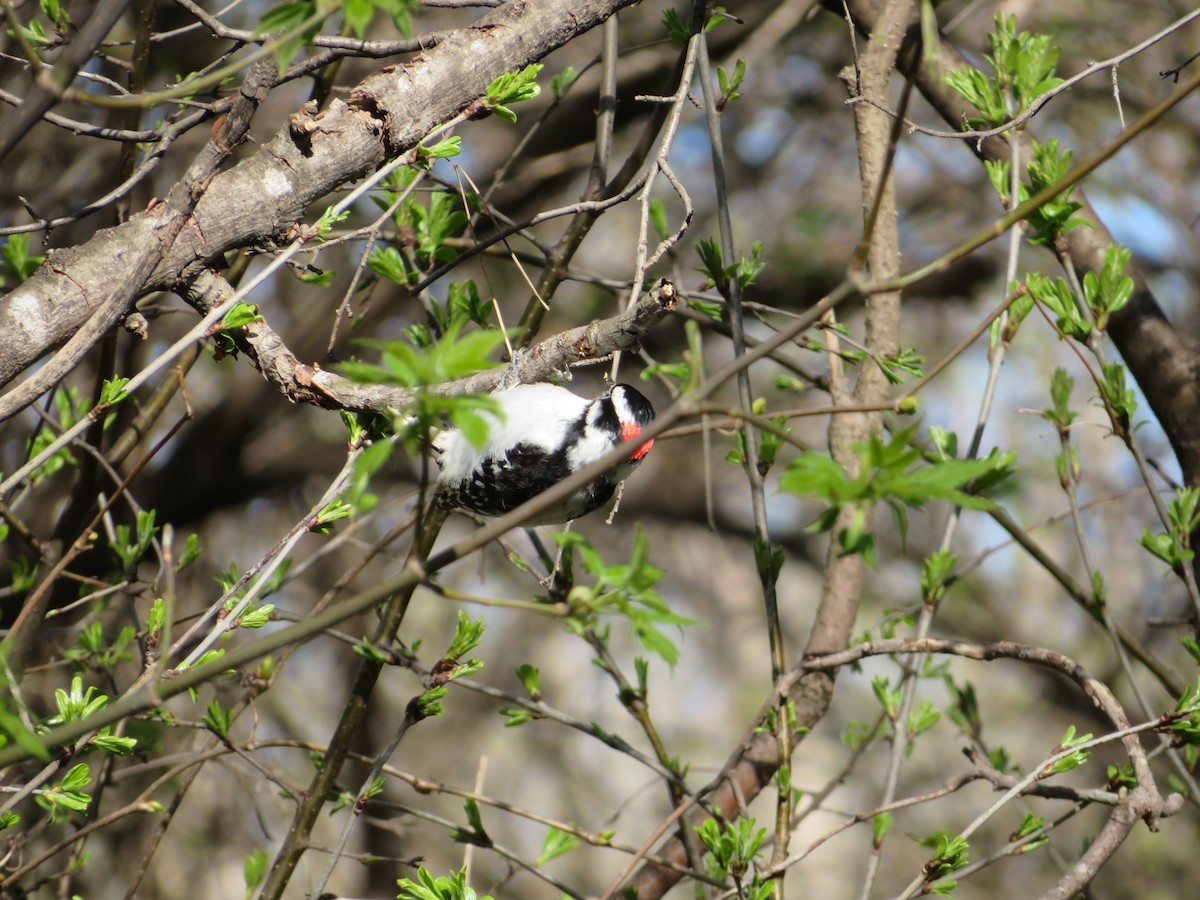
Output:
(1043, 368), (1077, 427)
(220, 301), (264, 331)
(445, 611), (485, 661)
(0, 706), (49, 761)
(907, 700), (941, 738)
(550, 65), (576, 98)
(244, 849), (268, 897)
(417, 135), (462, 163)
(500, 707), (535, 727)
(537, 825), (582, 865)
(0, 233), (45, 283)
(649, 198), (668, 240)
(89, 730), (137, 755)
(342, 0), (374, 37)
(1081, 244), (1134, 331)
(203, 701), (233, 740)
(312, 498), (352, 532)
(920, 550), (956, 605)
(516, 664), (540, 698)
(661, 8), (690, 44)
(872, 811), (894, 847)
(374, 0), (416, 37)
(550, 527), (697, 665)
(368, 245), (411, 286)
(254, 0), (323, 70)
(236, 604), (274, 629)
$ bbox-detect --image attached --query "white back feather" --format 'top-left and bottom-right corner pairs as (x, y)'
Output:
(435, 383), (588, 485)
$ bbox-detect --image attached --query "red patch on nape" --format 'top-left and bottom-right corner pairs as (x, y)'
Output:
(621, 422), (653, 460)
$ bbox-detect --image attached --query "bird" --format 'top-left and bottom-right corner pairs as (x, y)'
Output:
(433, 382), (655, 524)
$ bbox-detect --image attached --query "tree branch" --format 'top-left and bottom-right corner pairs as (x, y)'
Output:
(182, 272), (677, 411)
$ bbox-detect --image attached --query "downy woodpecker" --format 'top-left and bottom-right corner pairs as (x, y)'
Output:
(434, 382), (655, 524)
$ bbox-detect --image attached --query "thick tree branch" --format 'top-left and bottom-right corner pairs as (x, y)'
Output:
(182, 272), (677, 409)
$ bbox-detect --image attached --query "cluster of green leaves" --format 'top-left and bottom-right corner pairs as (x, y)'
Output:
(944, 13), (1063, 129)
(1096, 360), (1138, 437)
(1010, 813), (1050, 853)
(340, 317), (504, 452)
(397, 865), (493, 900)
(368, 611), (487, 722)
(1025, 244), (1133, 346)
(1165, 676), (1200, 748)
(404, 281), (493, 351)
(1140, 487), (1200, 577)
(695, 238), (766, 294)
(806, 322), (926, 387)
(0, 676), (141, 826)
(65, 622), (136, 673)
(6, 0), (72, 48)
(716, 59), (746, 111)
(368, 170), (470, 282)
(483, 64), (542, 123)
(1040, 724), (1092, 777)
(921, 549), (956, 607)
(840, 718), (885, 751)
(449, 796), (492, 848)
(210, 301), (265, 358)
(661, 5), (730, 44)
(725, 397), (790, 476)
(35, 763), (92, 823)
(0, 233), (44, 286)
(870, 668), (941, 755)
(986, 140), (1088, 247)
(695, 817), (771, 899)
(550, 527), (697, 666)
(46, 678), (116, 733)
(780, 424), (1015, 565)
(24, 387), (88, 486)
(500, 663), (547, 728)
(111, 509), (159, 571)
(342, 0), (416, 39)
(1042, 368), (1077, 432)
(254, 0), (329, 70)
(920, 831), (970, 895)
(1041, 368), (1080, 489)
(258, 0), (418, 70)
(1082, 244), (1135, 331)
